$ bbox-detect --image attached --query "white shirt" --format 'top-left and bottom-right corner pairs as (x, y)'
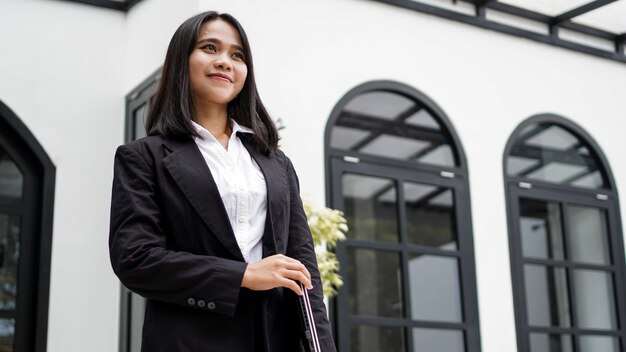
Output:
(191, 119), (267, 263)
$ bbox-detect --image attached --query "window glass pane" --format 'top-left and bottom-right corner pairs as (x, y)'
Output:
(0, 150), (22, 201)
(0, 318), (14, 351)
(133, 103), (147, 140)
(0, 214), (19, 310)
(351, 325), (404, 352)
(519, 199), (565, 260)
(359, 135), (430, 160)
(579, 335), (619, 352)
(417, 144), (455, 167)
(330, 126), (370, 150)
(412, 328), (464, 352)
(404, 183), (456, 249)
(330, 91), (458, 167)
(507, 123), (608, 189)
(347, 248), (403, 317)
(529, 333), (573, 352)
(130, 292), (146, 352)
(343, 91), (414, 120)
(573, 269), (617, 330)
(525, 265), (571, 327)
(409, 255), (462, 322)
(342, 174), (399, 242)
(566, 205), (610, 265)
(405, 109), (440, 130)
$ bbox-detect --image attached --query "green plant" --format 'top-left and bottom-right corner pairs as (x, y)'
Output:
(304, 200), (348, 298)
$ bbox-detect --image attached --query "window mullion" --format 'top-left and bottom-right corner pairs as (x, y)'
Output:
(560, 200), (582, 352)
(396, 178), (414, 352)
(509, 190), (532, 352)
(606, 205), (626, 348)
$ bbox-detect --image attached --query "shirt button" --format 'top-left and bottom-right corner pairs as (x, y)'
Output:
(207, 301), (216, 310)
(187, 297), (195, 306)
(238, 217), (245, 223)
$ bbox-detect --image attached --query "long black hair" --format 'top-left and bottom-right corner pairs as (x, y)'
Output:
(146, 11), (279, 154)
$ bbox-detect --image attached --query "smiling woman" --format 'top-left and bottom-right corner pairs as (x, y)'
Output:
(144, 12), (278, 155)
(109, 11), (336, 352)
(188, 19), (248, 145)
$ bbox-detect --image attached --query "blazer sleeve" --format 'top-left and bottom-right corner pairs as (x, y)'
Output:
(284, 156), (337, 352)
(109, 143), (247, 317)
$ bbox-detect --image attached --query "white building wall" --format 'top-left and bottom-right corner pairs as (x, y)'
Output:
(0, 0), (125, 351)
(123, 0), (199, 92)
(0, 0), (625, 351)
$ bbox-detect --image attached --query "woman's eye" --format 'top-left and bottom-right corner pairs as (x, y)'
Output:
(232, 52), (245, 61)
(203, 44), (216, 52)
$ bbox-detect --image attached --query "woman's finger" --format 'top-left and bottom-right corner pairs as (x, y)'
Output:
(242, 254), (314, 292)
(279, 277), (303, 296)
(283, 258), (312, 282)
(281, 269), (312, 289)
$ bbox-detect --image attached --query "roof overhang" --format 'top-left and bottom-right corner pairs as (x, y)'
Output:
(372, 0), (626, 64)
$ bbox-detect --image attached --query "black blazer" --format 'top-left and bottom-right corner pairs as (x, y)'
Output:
(109, 133), (336, 352)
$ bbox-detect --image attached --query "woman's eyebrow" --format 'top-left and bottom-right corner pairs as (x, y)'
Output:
(197, 38), (244, 52)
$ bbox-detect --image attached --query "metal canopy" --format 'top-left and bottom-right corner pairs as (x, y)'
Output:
(371, 0), (626, 63)
(59, 0), (143, 12)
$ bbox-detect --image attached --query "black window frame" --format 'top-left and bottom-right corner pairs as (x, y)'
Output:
(0, 100), (55, 352)
(59, 0), (143, 12)
(325, 80), (481, 352)
(504, 113), (626, 352)
(371, 0), (626, 64)
(119, 69), (159, 352)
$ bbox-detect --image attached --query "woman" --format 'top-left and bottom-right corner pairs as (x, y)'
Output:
(109, 11), (336, 352)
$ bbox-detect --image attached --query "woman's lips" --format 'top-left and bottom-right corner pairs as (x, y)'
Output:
(208, 74), (231, 82)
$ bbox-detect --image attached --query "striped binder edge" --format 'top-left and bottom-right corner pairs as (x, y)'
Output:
(298, 282), (322, 352)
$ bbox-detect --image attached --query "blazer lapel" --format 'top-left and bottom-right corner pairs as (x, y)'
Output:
(162, 137), (245, 261)
(238, 133), (282, 258)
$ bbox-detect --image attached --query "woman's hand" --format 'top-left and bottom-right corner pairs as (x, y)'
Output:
(241, 254), (313, 296)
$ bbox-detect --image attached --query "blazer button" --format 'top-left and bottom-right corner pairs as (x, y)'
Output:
(197, 300), (206, 308)
(187, 298), (195, 306)
(207, 301), (216, 310)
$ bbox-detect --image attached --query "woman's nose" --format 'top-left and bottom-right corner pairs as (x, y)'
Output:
(213, 54), (232, 70)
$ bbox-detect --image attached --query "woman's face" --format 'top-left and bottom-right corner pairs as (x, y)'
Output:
(189, 19), (248, 111)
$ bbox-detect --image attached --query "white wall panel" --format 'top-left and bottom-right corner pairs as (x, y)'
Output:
(0, 1), (125, 351)
(123, 0), (199, 91)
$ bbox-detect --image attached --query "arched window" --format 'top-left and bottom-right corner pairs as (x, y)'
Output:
(0, 100), (55, 352)
(504, 114), (626, 352)
(325, 81), (480, 352)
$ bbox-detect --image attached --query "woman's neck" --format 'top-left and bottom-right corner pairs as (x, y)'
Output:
(194, 104), (232, 148)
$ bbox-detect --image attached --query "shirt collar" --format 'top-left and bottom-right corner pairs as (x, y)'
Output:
(190, 118), (255, 139)
(230, 119), (254, 135)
